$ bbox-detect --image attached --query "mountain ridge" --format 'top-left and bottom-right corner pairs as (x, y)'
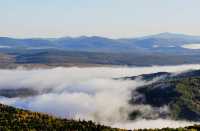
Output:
(1, 32), (200, 67)
(1, 32), (200, 53)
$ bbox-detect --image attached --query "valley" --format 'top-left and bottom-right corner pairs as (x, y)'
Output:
(0, 65), (200, 130)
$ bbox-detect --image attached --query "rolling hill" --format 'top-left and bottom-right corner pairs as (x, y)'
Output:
(127, 70), (200, 121)
(0, 103), (122, 131)
(0, 103), (200, 131)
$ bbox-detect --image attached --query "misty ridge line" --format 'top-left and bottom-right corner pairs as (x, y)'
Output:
(0, 64), (200, 129)
(1, 32), (200, 40)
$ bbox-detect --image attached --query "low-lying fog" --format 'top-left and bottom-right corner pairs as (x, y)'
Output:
(0, 64), (200, 129)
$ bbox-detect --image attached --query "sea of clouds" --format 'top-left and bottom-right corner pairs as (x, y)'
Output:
(0, 64), (200, 129)
(182, 43), (200, 49)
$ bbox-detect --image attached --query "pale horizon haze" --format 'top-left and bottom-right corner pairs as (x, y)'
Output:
(0, 0), (200, 38)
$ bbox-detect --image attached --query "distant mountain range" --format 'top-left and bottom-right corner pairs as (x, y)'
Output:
(1, 33), (200, 67)
(0, 32), (200, 54)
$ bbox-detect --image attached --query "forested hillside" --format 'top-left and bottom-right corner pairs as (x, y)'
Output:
(0, 103), (200, 131)
(0, 103), (123, 131)
(129, 70), (200, 121)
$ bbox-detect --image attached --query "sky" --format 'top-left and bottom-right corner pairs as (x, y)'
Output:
(0, 0), (200, 38)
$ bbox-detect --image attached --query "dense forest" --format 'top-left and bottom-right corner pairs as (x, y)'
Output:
(0, 103), (200, 131)
(0, 103), (123, 131)
(129, 70), (200, 121)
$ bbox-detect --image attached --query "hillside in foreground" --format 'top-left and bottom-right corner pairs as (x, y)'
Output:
(0, 103), (200, 131)
(0, 103), (122, 131)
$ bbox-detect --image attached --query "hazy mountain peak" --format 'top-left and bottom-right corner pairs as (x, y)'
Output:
(147, 32), (186, 39)
(146, 32), (200, 40)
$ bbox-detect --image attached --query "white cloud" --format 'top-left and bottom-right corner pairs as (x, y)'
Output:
(153, 45), (159, 48)
(182, 43), (200, 49)
(0, 65), (200, 129)
(0, 46), (10, 48)
(111, 119), (199, 129)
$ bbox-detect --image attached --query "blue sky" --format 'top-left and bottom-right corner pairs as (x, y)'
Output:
(0, 0), (200, 38)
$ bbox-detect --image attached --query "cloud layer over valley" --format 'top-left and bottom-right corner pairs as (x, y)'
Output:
(0, 65), (200, 129)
